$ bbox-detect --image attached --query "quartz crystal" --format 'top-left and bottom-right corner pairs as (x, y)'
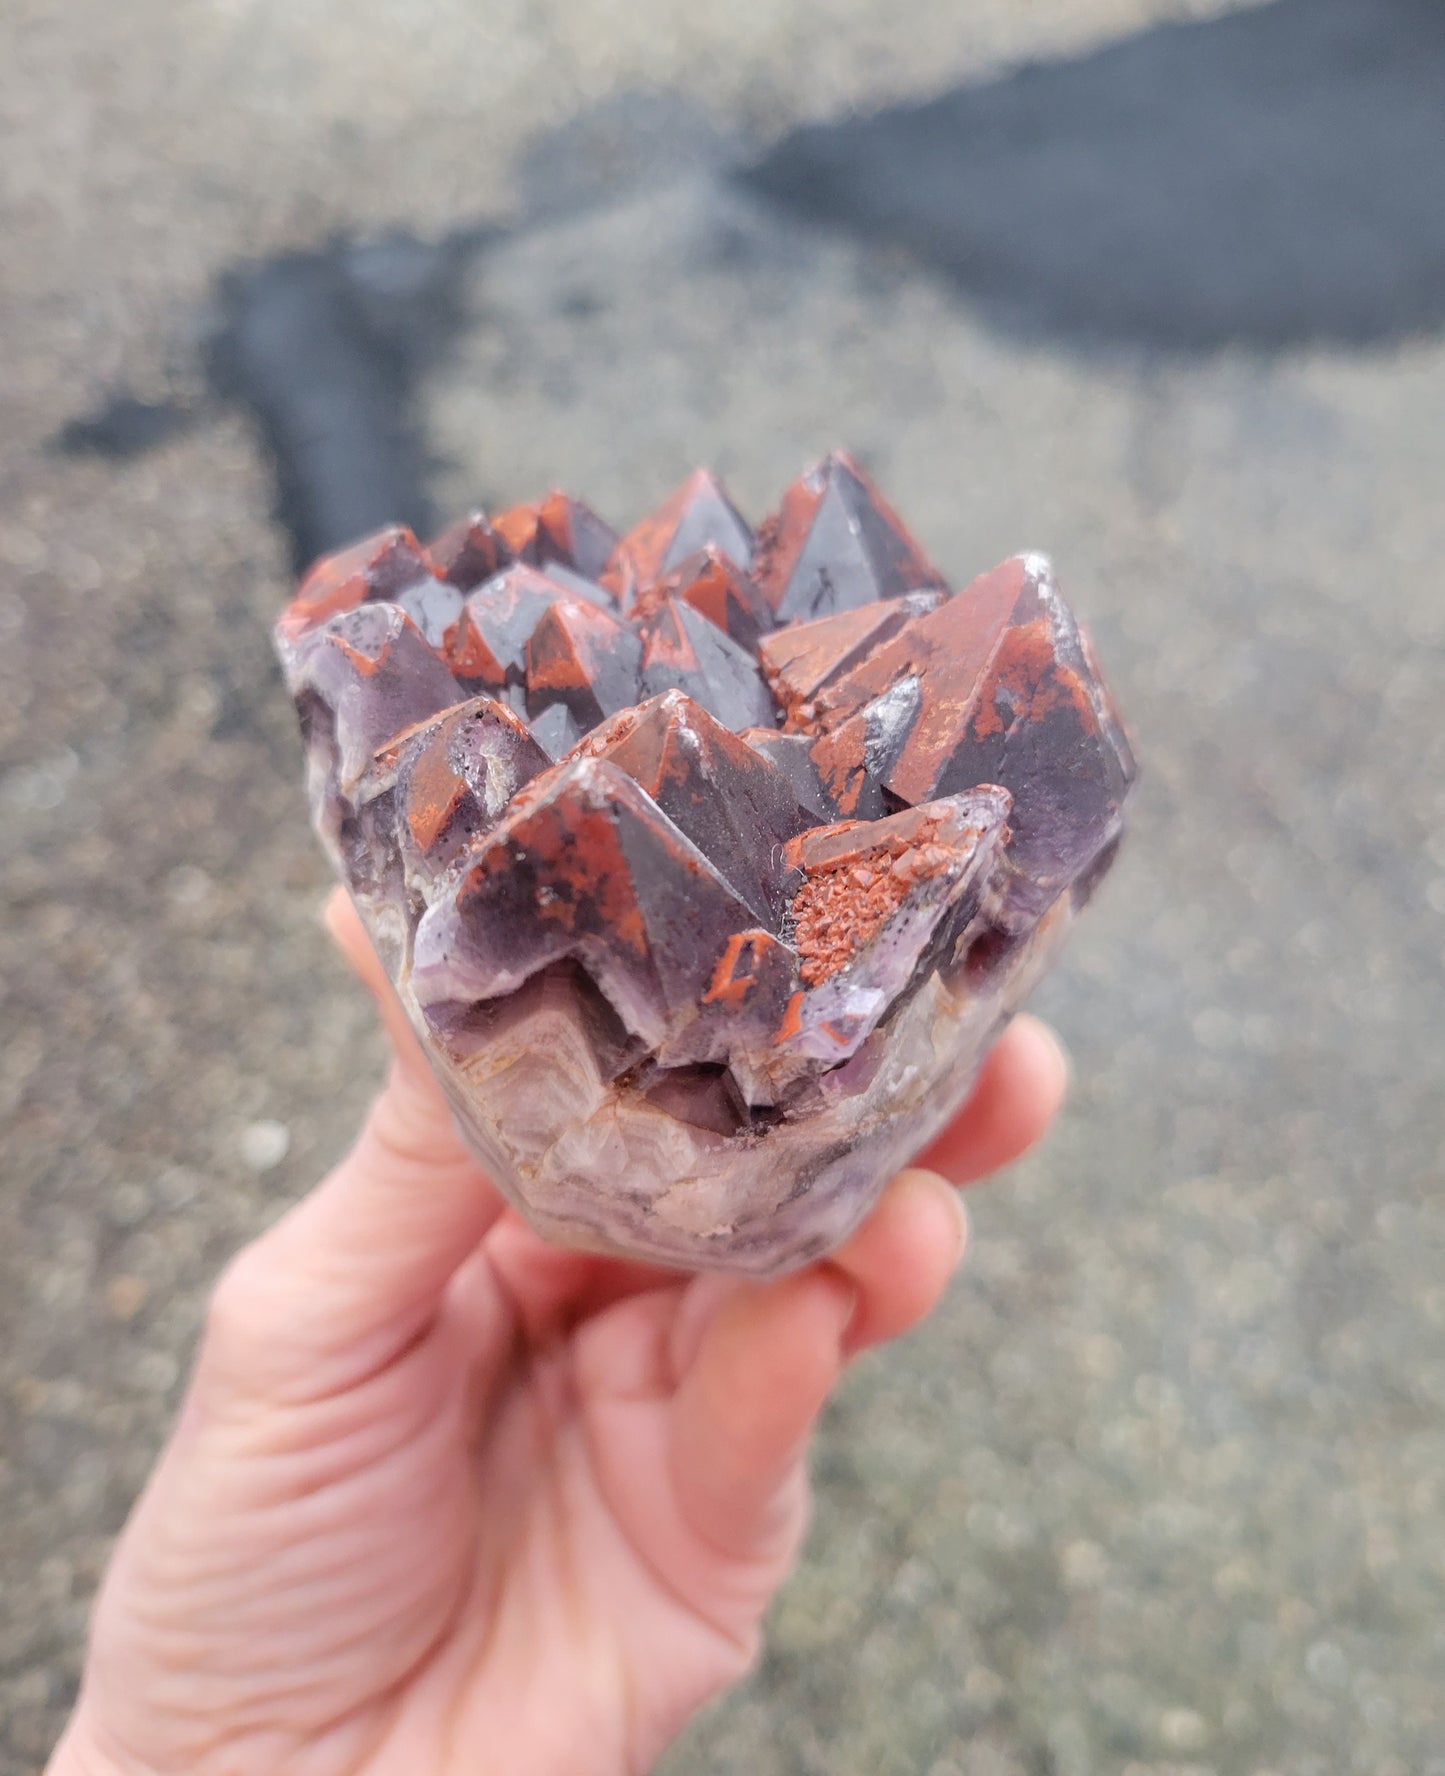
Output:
(276, 454), (1135, 1274)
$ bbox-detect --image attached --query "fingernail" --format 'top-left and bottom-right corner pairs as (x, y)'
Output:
(946, 1183), (969, 1263)
(826, 1268), (861, 1340)
(915, 1169), (968, 1264)
(831, 1272), (862, 1361)
(895, 1167), (970, 1266)
(1026, 1015), (1071, 1086)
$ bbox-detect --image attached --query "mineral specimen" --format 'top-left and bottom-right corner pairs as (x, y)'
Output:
(276, 453), (1135, 1274)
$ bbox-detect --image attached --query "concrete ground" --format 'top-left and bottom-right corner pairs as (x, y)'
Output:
(3, 2), (1443, 1773)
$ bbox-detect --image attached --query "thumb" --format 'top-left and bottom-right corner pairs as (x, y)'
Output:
(202, 891), (505, 1398)
(323, 886), (467, 1119)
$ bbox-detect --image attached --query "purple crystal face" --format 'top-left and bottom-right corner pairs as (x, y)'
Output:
(276, 454), (1136, 1274)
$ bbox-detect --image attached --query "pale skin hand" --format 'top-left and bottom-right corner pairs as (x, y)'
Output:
(51, 890), (1068, 1776)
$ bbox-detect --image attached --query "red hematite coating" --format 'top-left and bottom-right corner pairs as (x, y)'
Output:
(276, 452), (1136, 1274)
(278, 525), (439, 643)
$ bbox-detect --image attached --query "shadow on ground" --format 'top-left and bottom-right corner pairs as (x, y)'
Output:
(744, 0), (1445, 349)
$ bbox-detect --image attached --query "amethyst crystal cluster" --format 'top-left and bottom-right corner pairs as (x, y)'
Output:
(276, 455), (1135, 1273)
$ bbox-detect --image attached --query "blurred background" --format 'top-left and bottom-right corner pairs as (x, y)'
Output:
(2, 1), (1443, 1771)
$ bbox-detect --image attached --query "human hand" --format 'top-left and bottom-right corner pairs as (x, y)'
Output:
(51, 890), (1067, 1776)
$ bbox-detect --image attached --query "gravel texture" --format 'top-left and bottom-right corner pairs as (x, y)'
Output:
(2, 2), (1443, 1773)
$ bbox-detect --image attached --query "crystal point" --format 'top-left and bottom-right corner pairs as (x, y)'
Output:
(426, 511), (510, 591)
(753, 451), (947, 622)
(604, 469), (753, 605)
(576, 692), (813, 927)
(494, 492), (619, 580)
(526, 598), (643, 729)
(277, 527), (439, 657)
(646, 547), (773, 650)
(638, 597), (776, 733)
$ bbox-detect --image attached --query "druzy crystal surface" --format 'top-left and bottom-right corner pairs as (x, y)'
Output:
(276, 455), (1135, 1273)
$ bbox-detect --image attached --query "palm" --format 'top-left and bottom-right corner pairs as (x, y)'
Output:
(377, 1255), (804, 1776)
(326, 1240), (827, 1776)
(60, 895), (1066, 1776)
(75, 1214), (829, 1776)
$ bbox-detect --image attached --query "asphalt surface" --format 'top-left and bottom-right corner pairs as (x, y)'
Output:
(745, 0), (1445, 350)
(3, 2), (1444, 1773)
